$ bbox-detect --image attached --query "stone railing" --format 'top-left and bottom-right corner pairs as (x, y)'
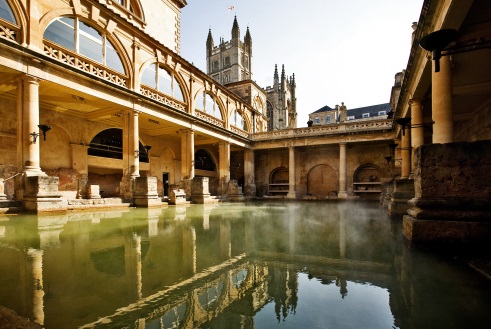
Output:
(140, 85), (186, 112)
(251, 119), (393, 141)
(43, 40), (128, 87)
(230, 125), (249, 138)
(195, 110), (225, 128)
(0, 20), (19, 42)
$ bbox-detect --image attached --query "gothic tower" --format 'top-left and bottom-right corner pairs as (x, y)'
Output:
(206, 16), (253, 84)
(265, 64), (297, 130)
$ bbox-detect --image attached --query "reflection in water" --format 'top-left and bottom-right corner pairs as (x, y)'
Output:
(0, 202), (490, 328)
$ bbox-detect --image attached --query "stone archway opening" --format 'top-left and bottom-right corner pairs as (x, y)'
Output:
(307, 164), (337, 198)
(269, 167), (288, 196)
(353, 164), (384, 199)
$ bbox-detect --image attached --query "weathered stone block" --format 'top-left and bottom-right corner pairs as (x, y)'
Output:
(88, 185), (101, 199)
(133, 176), (161, 207)
(169, 188), (187, 205)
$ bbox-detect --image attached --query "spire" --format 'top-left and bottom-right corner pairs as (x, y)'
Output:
(281, 64), (286, 80)
(274, 64), (279, 81)
(206, 29), (214, 55)
(244, 26), (252, 47)
(232, 16), (240, 39)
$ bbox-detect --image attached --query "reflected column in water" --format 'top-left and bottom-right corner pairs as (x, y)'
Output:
(27, 248), (45, 327)
(220, 218), (231, 260)
(127, 234), (142, 300)
(182, 226), (197, 274)
(288, 204), (296, 253)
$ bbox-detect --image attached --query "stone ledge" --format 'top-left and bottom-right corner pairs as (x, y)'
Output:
(403, 215), (491, 243)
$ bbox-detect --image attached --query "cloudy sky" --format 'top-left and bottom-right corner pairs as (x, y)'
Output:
(180, 0), (423, 125)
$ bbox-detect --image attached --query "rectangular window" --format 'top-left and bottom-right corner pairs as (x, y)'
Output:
(325, 115), (331, 123)
(362, 113), (370, 118)
(378, 111), (387, 116)
(314, 117), (320, 124)
(347, 116), (355, 121)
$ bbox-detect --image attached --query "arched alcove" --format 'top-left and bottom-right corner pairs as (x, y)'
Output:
(269, 167), (289, 195)
(307, 164), (337, 198)
(352, 164), (384, 199)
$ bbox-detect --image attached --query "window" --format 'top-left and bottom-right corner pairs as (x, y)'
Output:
(196, 92), (222, 119)
(141, 64), (184, 102)
(0, 0), (16, 23)
(325, 115), (331, 123)
(378, 111), (386, 116)
(230, 109), (246, 130)
(347, 116), (355, 121)
(44, 17), (125, 74)
(212, 60), (219, 71)
(224, 56), (230, 66)
(314, 117), (320, 124)
(267, 101), (273, 131)
(88, 128), (149, 163)
(362, 113), (370, 118)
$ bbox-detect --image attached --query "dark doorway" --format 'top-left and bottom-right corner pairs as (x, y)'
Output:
(162, 173), (170, 196)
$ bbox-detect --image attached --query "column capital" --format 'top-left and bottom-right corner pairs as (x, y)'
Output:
(408, 98), (423, 106)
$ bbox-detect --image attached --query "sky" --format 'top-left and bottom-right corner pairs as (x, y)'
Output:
(180, 0), (423, 124)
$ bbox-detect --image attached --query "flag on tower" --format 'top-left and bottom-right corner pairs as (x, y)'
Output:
(228, 6), (234, 11)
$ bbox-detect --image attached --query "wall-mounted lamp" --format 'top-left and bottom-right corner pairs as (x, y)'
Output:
(420, 29), (491, 73)
(30, 125), (52, 144)
(419, 29), (458, 72)
(395, 118), (411, 135)
(395, 117), (435, 136)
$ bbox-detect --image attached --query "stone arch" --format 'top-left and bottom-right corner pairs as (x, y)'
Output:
(194, 148), (217, 173)
(194, 89), (225, 121)
(0, 0), (28, 44)
(352, 163), (384, 199)
(307, 164), (337, 197)
(39, 124), (72, 170)
(139, 59), (189, 105)
(39, 11), (132, 80)
(87, 128), (149, 163)
(270, 167), (288, 184)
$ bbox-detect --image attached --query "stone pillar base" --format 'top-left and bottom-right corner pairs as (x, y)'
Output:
(244, 183), (256, 197)
(23, 175), (67, 213)
(226, 180), (245, 202)
(403, 215), (491, 244)
(191, 177), (219, 204)
(169, 189), (187, 205)
(403, 196), (491, 243)
(338, 191), (348, 199)
(133, 176), (162, 208)
(0, 179), (7, 201)
(387, 178), (414, 218)
(88, 185), (101, 199)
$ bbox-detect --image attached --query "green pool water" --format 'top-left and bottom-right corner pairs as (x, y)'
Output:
(0, 201), (490, 328)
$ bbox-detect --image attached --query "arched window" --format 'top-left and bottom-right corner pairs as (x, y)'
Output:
(230, 109), (245, 130)
(195, 92), (223, 120)
(141, 64), (184, 102)
(195, 149), (216, 172)
(88, 128), (149, 163)
(44, 17), (125, 74)
(112, 0), (144, 20)
(0, 0), (16, 23)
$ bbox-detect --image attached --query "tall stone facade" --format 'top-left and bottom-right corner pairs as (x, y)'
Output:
(265, 65), (297, 130)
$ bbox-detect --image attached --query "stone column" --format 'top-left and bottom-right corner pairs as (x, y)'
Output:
(338, 142), (348, 199)
(130, 110), (140, 178)
(410, 99), (424, 172)
(286, 146), (296, 199)
(20, 75), (43, 175)
(432, 54), (453, 144)
(71, 144), (89, 198)
(180, 129), (194, 198)
(401, 128), (411, 179)
(218, 141), (230, 196)
(120, 110), (140, 199)
(243, 149), (256, 196)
